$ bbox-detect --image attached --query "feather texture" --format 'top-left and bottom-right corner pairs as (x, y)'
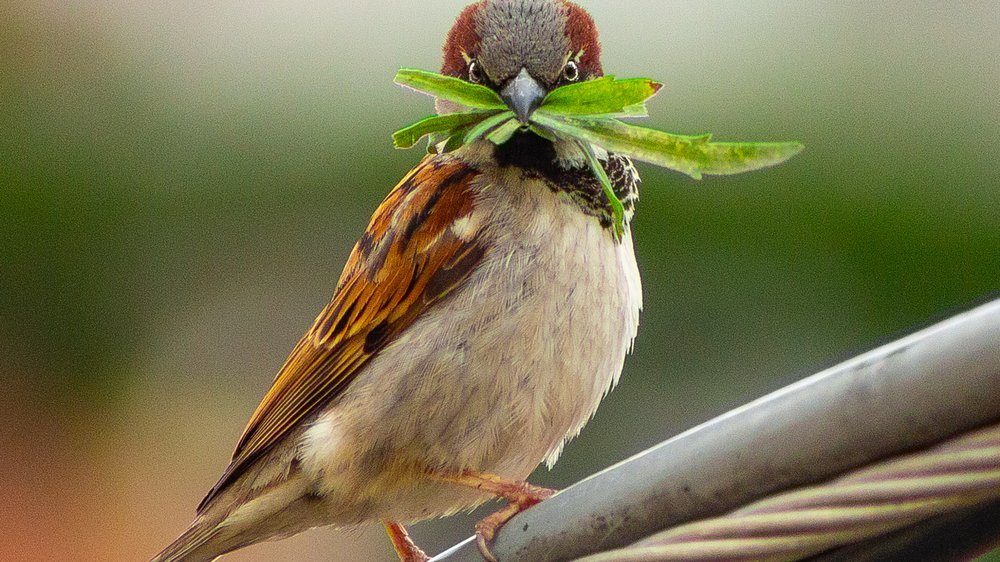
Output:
(198, 156), (486, 511)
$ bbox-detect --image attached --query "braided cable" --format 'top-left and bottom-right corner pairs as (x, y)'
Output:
(581, 422), (1000, 561)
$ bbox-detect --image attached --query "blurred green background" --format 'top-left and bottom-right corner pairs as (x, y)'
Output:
(2, 1), (998, 560)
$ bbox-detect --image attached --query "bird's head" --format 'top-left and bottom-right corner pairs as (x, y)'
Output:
(442, 0), (603, 124)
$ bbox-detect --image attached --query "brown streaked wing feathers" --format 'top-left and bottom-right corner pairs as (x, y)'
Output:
(198, 157), (485, 511)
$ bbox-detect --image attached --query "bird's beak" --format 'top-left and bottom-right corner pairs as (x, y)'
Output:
(501, 68), (546, 124)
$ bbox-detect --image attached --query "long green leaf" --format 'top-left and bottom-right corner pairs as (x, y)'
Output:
(577, 140), (626, 238)
(395, 68), (506, 110)
(529, 124), (557, 143)
(487, 119), (524, 145)
(393, 111), (498, 149)
(440, 128), (473, 154)
(464, 111), (516, 144)
(539, 76), (662, 117)
(391, 69), (803, 182)
(532, 114), (803, 180)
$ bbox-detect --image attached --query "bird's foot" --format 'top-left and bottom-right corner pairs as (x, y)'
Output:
(384, 521), (430, 562)
(431, 470), (556, 562)
(473, 497), (545, 562)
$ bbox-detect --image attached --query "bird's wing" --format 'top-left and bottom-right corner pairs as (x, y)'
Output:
(199, 156), (486, 511)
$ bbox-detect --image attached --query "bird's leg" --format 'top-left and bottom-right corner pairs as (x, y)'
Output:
(436, 470), (556, 507)
(384, 521), (430, 562)
(430, 470), (557, 562)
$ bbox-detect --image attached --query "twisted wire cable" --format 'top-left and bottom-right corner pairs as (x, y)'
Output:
(580, 422), (1000, 562)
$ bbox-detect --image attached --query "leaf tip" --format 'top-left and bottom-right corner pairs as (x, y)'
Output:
(392, 67), (415, 85)
(775, 141), (806, 162)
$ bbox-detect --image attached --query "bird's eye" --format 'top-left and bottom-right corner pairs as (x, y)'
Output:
(563, 60), (580, 82)
(468, 60), (484, 84)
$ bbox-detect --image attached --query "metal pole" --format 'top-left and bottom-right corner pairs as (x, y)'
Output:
(433, 299), (1000, 561)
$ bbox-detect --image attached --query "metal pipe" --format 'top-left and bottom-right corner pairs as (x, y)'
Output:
(433, 299), (1000, 561)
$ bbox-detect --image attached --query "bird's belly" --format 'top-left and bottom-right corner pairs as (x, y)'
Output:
(299, 192), (642, 522)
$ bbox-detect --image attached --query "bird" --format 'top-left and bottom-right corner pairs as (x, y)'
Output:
(152, 1), (641, 560)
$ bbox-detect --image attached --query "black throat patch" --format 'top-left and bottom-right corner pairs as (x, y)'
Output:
(493, 131), (640, 233)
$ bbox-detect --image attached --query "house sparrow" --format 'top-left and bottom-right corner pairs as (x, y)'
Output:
(153, 1), (641, 560)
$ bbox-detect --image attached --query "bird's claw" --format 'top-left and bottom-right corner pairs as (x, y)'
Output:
(474, 485), (556, 562)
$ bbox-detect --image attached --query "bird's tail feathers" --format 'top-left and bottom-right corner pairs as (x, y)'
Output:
(150, 515), (226, 562)
(151, 475), (321, 562)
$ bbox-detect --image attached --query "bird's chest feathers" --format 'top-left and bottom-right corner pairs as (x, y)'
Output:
(432, 170), (641, 464)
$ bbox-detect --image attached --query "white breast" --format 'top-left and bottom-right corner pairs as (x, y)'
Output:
(463, 165), (644, 469)
(298, 160), (642, 521)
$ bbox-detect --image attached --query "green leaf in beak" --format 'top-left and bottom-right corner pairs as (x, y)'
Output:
(487, 119), (524, 145)
(532, 113), (803, 180)
(577, 140), (627, 239)
(463, 111), (516, 145)
(391, 68), (804, 219)
(538, 76), (663, 118)
(395, 68), (506, 110)
(393, 111), (499, 149)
